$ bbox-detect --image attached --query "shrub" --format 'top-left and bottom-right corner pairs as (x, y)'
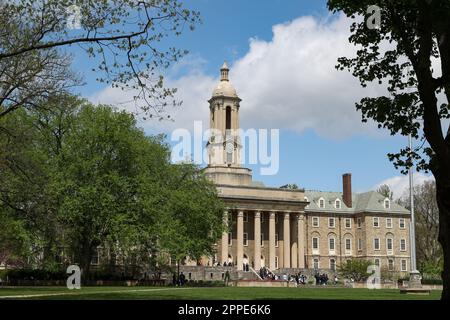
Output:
(2, 269), (66, 281)
(338, 259), (372, 282)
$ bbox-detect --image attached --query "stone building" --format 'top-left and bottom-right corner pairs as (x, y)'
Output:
(186, 63), (411, 278)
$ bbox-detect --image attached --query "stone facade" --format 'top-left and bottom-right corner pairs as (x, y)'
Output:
(187, 63), (411, 279)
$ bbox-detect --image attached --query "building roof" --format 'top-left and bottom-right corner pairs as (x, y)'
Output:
(212, 62), (239, 98)
(304, 190), (409, 215)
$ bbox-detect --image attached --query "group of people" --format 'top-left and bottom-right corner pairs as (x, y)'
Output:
(172, 272), (186, 286)
(259, 267), (274, 280)
(258, 268), (309, 285)
(314, 273), (337, 285)
(258, 268), (339, 286)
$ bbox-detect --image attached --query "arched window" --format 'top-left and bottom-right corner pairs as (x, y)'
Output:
(328, 235), (336, 254)
(384, 198), (390, 209)
(226, 106), (232, 130)
(335, 199), (341, 209)
(319, 197), (325, 209)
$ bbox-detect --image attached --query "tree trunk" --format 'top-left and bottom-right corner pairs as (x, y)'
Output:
(79, 240), (93, 286)
(436, 176), (450, 300)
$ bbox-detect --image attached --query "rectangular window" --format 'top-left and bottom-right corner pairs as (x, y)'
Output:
(345, 218), (352, 229)
(319, 199), (325, 209)
(388, 259), (394, 271)
(275, 233), (279, 248)
(386, 218), (393, 229)
(401, 259), (407, 271)
(313, 258), (319, 270)
(358, 238), (362, 251)
(328, 217), (335, 228)
(374, 238), (380, 251)
(374, 258), (380, 267)
(228, 232), (232, 246)
(373, 217), (380, 228)
(387, 238), (393, 254)
(399, 218), (406, 229)
(345, 238), (352, 254)
(330, 259), (336, 271)
(91, 248), (99, 265)
(261, 233), (264, 247)
(243, 233), (248, 246)
(357, 217), (362, 228)
(329, 238), (335, 252)
(312, 237), (319, 253)
(400, 239), (406, 252)
(312, 217), (319, 227)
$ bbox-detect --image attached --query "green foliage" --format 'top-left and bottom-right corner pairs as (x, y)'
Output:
(421, 259), (444, 277)
(280, 183), (299, 190)
(338, 258), (372, 282)
(327, 0), (450, 174)
(0, 95), (225, 279)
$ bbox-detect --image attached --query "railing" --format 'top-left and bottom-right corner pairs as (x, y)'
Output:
(248, 266), (263, 280)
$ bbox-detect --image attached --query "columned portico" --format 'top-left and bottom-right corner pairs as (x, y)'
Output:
(237, 211), (244, 271)
(254, 211), (261, 270)
(283, 212), (291, 268)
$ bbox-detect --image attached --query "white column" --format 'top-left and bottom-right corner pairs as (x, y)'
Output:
(237, 211), (244, 271)
(298, 213), (305, 268)
(283, 212), (291, 268)
(254, 211), (261, 271)
(221, 211), (229, 265)
(291, 216), (298, 268)
(269, 212), (276, 270)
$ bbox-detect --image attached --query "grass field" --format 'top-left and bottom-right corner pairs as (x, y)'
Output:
(0, 286), (442, 300)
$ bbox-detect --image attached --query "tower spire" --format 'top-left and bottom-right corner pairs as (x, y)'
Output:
(220, 61), (229, 81)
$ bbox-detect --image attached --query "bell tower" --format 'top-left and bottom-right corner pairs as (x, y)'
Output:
(207, 62), (242, 166)
(204, 62), (252, 186)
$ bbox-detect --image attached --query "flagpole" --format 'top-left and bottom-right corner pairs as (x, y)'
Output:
(408, 134), (417, 273)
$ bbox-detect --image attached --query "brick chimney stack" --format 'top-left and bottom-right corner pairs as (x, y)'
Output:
(343, 173), (352, 208)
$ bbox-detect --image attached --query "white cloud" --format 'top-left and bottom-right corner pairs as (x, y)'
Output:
(88, 14), (393, 138)
(373, 172), (435, 200)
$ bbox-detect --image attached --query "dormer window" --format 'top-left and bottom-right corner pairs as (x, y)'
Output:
(335, 199), (341, 209)
(384, 198), (390, 209)
(304, 197), (309, 208)
(319, 197), (325, 209)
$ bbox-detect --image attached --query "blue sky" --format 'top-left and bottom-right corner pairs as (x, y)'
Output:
(72, 0), (432, 198)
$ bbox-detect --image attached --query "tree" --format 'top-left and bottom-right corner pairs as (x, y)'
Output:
(399, 180), (442, 275)
(338, 258), (372, 282)
(0, 0), (200, 119)
(377, 184), (394, 200)
(0, 95), (225, 281)
(328, 0), (450, 299)
(280, 183), (299, 190)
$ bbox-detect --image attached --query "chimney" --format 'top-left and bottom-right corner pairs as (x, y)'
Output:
(343, 173), (352, 208)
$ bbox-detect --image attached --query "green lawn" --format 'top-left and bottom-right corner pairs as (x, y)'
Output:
(0, 286), (442, 300)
